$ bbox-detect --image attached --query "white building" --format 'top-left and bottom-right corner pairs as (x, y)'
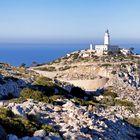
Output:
(95, 30), (119, 55)
(120, 48), (132, 55)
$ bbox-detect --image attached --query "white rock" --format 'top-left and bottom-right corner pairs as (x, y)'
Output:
(12, 105), (26, 117)
(115, 114), (123, 120)
(33, 129), (46, 137)
(54, 106), (62, 112)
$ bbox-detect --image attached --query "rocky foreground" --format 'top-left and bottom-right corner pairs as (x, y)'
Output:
(0, 53), (140, 140)
(1, 99), (139, 140)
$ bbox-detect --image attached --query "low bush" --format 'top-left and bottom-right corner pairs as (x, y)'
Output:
(99, 97), (135, 107)
(41, 125), (58, 134)
(99, 97), (115, 106)
(126, 117), (140, 127)
(72, 53), (79, 60)
(0, 108), (59, 138)
(121, 63), (126, 68)
(0, 108), (39, 137)
(101, 63), (112, 67)
(37, 67), (56, 72)
(20, 88), (44, 101)
(74, 98), (97, 106)
(103, 91), (118, 98)
(49, 95), (66, 103)
(20, 88), (66, 104)
(34, 76), (53, 87)
(115, 99), (134, 107)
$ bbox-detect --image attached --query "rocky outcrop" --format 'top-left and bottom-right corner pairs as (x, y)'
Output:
(6, 99), (140, 140)
(0, 75), (27, 99)
(6, 131), (62, 140)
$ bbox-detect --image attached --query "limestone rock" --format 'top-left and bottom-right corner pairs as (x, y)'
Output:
(54, 106), (62, 112)
(33, 129), (46, 137)
(88, 105), (96, 112)
(12, 105), (26, 117)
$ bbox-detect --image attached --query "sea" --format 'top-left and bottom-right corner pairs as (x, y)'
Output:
(0, 43), (140, 67)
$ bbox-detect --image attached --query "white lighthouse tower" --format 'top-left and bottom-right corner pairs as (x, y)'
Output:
(104, 29), (110, 45)
(95, 29), (119, 55)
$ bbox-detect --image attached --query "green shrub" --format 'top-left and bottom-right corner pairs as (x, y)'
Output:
(115, 99), (134, 107)
(37, 67), (56, 72)
(20, 88), (44, 101)
(0, 108), (39, 137)
(126, 117), (140, 127)
(74, 98), (96, 106)
(101, 63), (112, 67)
(20, 88), (66, 104)
(49, 95), (66, 103)
(99, 97), (115, 106)
(73, 53), (79, 60)
(43, 95), (65, 104)
(41, 125), (58, 134)
(103, 91), (118, 98)
(0, 108), (14, 118)
(121, 63), (126, 68)
(34, 76), (53, 87)
(0, 108), (60, 138)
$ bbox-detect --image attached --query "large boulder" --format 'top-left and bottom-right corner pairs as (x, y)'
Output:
(0, 81), (20, 99)
(5, 81), (20, 97)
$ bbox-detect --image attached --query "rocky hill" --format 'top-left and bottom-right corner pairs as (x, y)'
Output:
(0, 52), (140, 140)
(32, 50), (140, 90)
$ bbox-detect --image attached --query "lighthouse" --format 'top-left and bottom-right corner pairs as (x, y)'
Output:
(104, 29), (110, 45)
(95, 30), (119, 55)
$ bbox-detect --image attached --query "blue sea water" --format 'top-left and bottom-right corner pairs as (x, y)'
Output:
(0, 43), (140, 66)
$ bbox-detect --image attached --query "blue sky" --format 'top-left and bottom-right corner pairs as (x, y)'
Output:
(0, 0), (140, 44)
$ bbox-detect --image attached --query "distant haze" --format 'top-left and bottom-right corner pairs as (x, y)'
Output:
(0, 0), (140, 44)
